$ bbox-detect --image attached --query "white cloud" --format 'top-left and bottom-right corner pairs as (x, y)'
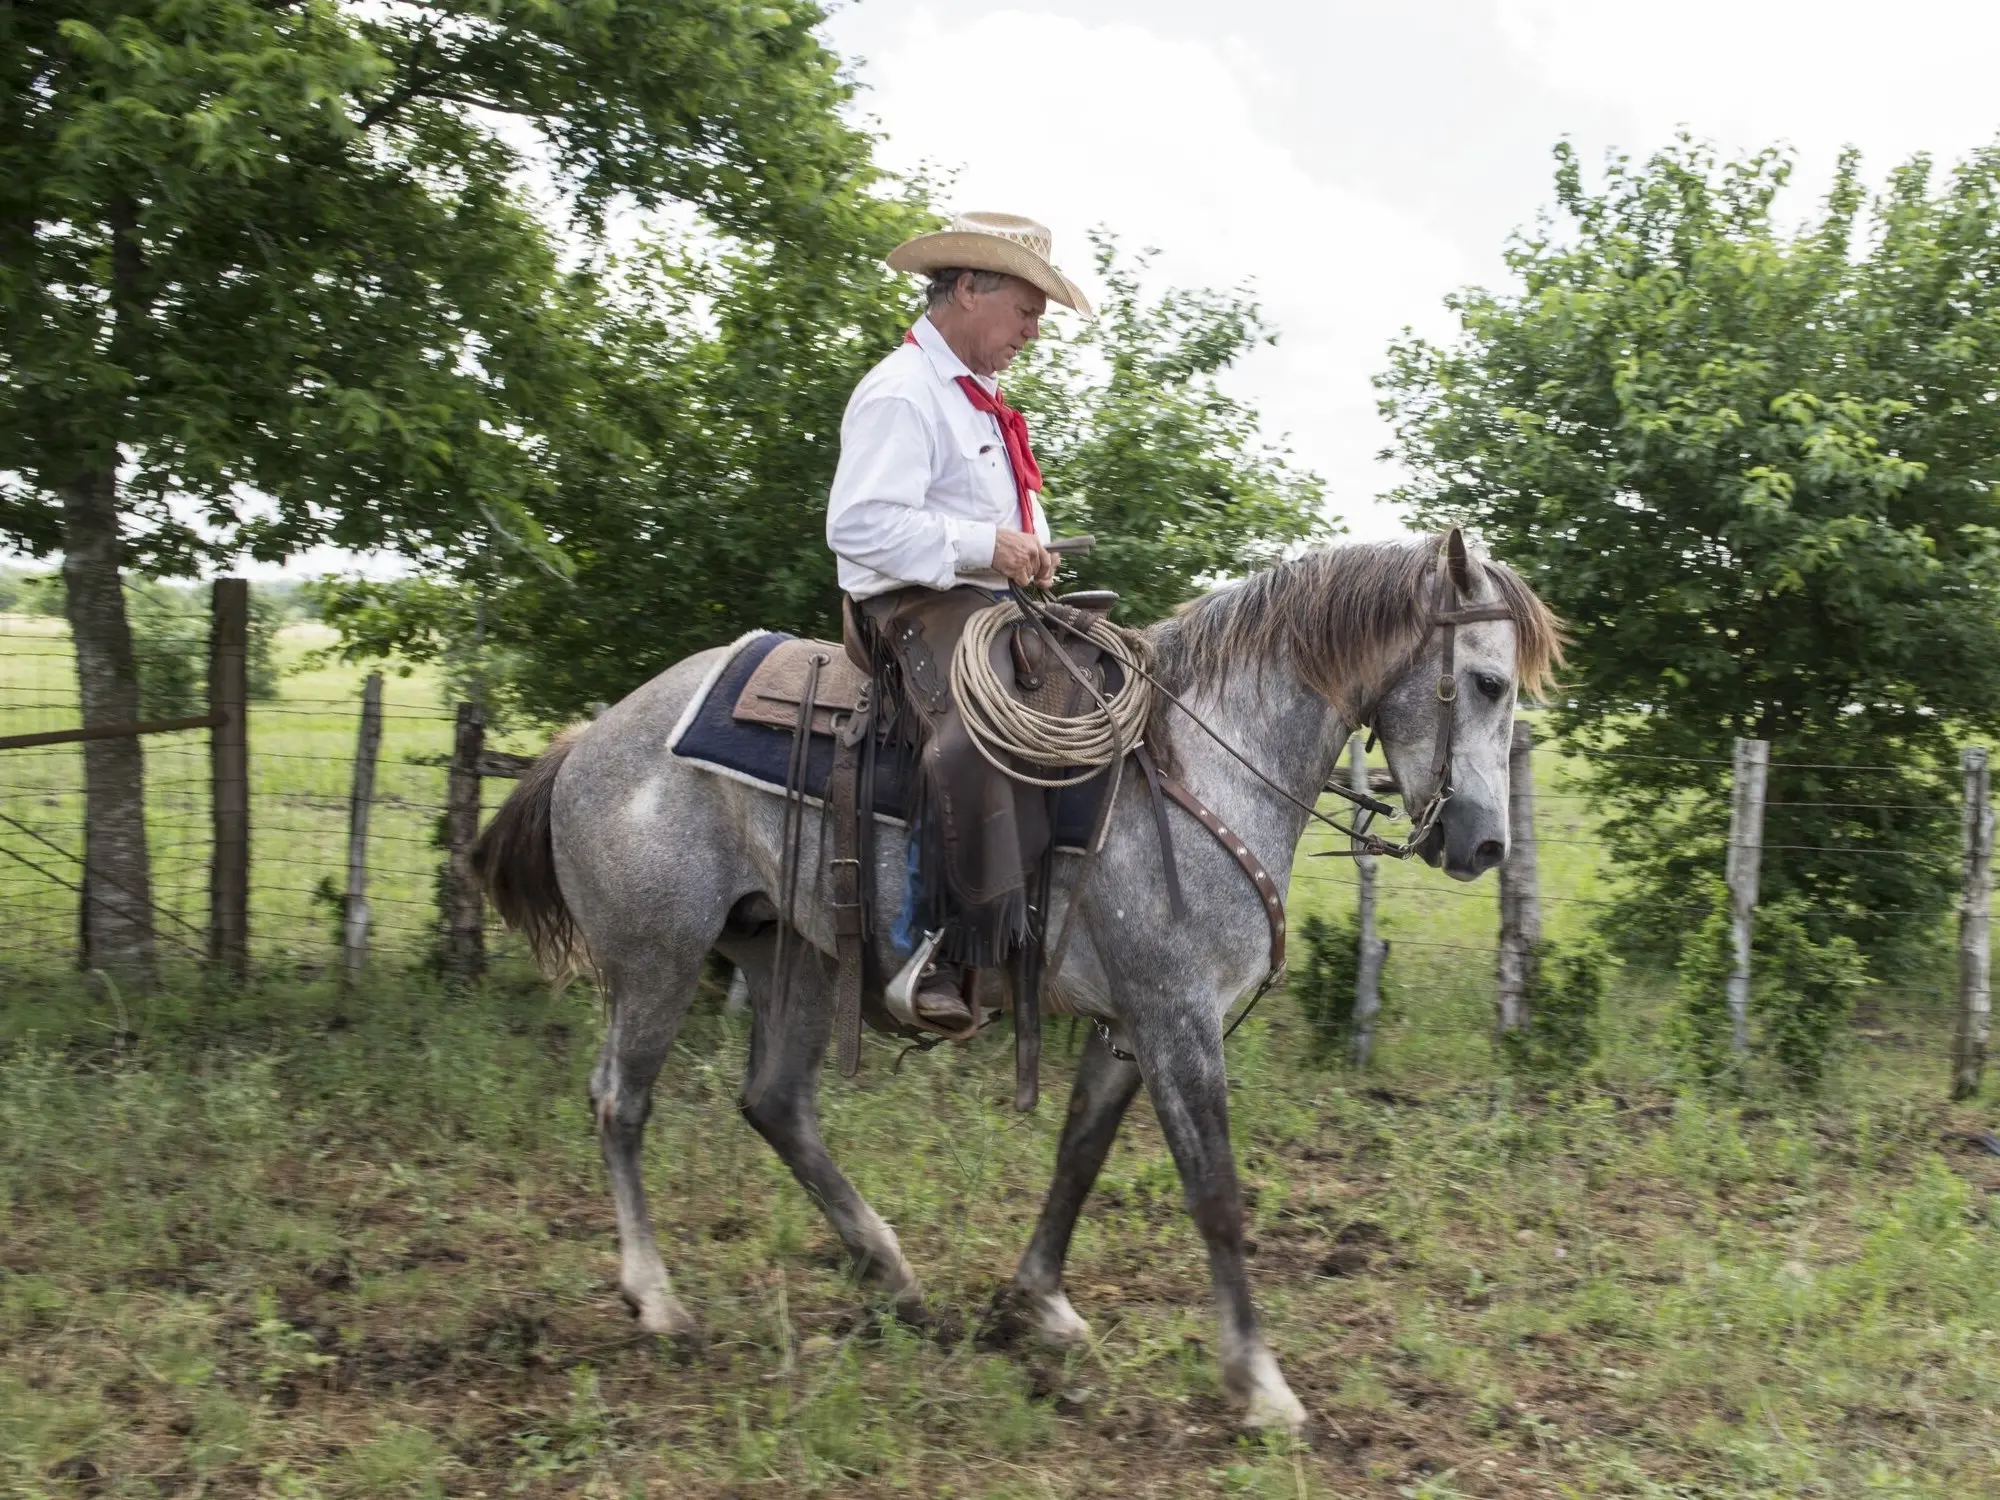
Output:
(838, 8), (1475, 539)
(1496, 0), (2000, 204)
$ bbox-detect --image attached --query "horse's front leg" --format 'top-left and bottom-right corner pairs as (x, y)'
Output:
(1010, 1027), (1143, 1346)
(1134, 1003), (1306, 1432)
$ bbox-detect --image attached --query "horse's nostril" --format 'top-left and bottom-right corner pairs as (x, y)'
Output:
(1476, 839), (1505, 869)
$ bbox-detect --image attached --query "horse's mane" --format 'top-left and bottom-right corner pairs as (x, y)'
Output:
(1149, 535), (1564, 719)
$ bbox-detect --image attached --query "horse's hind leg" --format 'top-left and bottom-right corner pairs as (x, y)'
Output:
(590, 953), (703, 1339)
(1009, 1028), (1142, 1346)
(729, 936), (925, 1318)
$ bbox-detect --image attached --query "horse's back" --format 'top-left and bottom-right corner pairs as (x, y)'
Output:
(549, 640), (761, 945)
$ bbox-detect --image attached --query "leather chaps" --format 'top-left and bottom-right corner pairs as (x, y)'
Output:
(855, 584), (1052, 971)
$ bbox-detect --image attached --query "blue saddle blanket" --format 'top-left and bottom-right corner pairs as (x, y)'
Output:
(668, 631), (1108, 851)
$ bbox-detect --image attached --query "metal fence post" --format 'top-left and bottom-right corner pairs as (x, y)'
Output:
(208, 578), (249, 978)
(1725, 737), (1770, 1057)
(343, 673), (383, 985)
(1954, 746), (1993, 1101)
(444, 701), (485, 980)
(1350, 733), (1387, 1068)
(1496, 718), (1542, 1035)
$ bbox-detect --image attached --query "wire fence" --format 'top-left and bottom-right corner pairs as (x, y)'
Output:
(1290, 739), (1979, 1053)
(0, 611), (1984, 1082)
(0, 613), (496, 975)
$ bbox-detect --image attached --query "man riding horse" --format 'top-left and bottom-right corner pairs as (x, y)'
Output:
(826, 211), (1093, 1036)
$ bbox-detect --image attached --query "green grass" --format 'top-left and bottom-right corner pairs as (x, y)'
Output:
(5, 622), (1998, 1496)
(2, 946), (1996, 1497)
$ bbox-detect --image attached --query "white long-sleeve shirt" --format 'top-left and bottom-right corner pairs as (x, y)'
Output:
(826, 315), (1050, 599)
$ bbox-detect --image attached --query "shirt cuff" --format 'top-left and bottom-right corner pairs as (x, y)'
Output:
(946, 518), (997, 574)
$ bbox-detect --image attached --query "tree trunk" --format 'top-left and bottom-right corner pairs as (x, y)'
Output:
(61, 468), (157, 987)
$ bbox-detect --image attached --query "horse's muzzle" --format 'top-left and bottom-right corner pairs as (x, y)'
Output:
(1433, 809), (1506, 881)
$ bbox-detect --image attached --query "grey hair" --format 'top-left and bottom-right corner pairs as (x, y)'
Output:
(925, 267), (1013, 311)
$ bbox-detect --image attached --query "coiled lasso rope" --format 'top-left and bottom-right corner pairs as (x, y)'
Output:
(948, 599), (1156, 787)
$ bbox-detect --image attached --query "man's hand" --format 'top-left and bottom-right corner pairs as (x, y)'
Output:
(992, 528), (1057, 588)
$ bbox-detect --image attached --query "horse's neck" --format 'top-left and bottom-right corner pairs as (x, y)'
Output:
(1170, 661), (1348, 877)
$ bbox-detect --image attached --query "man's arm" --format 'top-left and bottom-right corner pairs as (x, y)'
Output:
(827, 396), (993, 590)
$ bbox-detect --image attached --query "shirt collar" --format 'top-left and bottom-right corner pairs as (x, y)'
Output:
(909, 315), (998, 394)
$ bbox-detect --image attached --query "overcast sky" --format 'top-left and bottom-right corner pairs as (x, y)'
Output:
(819, 0), (2000, 540)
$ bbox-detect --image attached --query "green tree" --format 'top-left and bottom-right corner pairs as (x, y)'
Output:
(317, 234), (1331, 721)
(3, 0), (879, 980)
(1380, 138), (2000, 964)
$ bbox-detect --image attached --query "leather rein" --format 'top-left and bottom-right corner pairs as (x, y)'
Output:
(1014, 542), (1516, 869)
(1009, 545), (1515, 1052)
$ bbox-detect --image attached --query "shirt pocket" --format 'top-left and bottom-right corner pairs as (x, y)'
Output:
(955, 429), (1016, 521)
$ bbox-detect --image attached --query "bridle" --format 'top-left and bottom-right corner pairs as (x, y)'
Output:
(1322, 540), (1517, 861)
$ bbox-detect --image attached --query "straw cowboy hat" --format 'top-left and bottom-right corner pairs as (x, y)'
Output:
(887, 211), (1094, 317)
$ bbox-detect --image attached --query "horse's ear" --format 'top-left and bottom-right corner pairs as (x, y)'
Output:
(1445, 526), (1474, 594)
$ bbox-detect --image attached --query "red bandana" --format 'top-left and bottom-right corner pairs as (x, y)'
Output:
(904, 328), (1042, 533)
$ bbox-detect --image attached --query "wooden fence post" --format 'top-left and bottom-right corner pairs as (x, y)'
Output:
(444, 701), (485, 980)
(1495, 718), (1542, 1035)
(343, 673), (383, 985)
(1953, 746), (1992, 1101)
(208, 578), (249, 979)
(1725, 737), (1770, 1058)
(1350, 734), (1388, 1068)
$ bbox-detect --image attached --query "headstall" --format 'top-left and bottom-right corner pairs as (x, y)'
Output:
(1318, 541), (1516, 860)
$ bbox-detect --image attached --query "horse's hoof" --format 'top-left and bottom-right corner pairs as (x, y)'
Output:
(1242, 1382), (1308, 1434)
(623, 1286), (698, 1341)
(985, 1283), (1092, 1350)
(1025, 1288), (1092, 1350)
(890, 1287), (932, 1328)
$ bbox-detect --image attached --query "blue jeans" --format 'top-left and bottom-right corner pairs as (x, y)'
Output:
(891, 812), (926, 958)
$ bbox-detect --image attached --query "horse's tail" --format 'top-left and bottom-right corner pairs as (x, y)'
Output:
(472, 725), (589, 979)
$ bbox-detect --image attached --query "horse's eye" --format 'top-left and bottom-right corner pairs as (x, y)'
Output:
(1474, 671), (1507, 701)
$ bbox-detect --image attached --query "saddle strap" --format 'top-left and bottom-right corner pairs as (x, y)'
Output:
(829, 707), (867, 1076)
(748, 651), (826, 1112)
(1013, 841), (1050, 1113)
(1156, 772), (1287, 986)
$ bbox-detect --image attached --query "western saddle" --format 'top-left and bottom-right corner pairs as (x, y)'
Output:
(736, 584), (1287, 1112)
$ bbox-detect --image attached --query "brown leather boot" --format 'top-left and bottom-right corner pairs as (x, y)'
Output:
(911, 963), (976, 1033)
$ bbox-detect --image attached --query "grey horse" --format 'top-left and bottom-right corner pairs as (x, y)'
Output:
(474, 531), (1560, 1431)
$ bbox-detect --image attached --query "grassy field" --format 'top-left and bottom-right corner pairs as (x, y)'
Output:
(4, 618), (1999, 1497)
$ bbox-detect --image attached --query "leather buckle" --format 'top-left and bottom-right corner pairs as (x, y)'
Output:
(836, 691), (871, 747)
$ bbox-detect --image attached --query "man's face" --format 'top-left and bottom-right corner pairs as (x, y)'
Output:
(953, 275), (1046, 376)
